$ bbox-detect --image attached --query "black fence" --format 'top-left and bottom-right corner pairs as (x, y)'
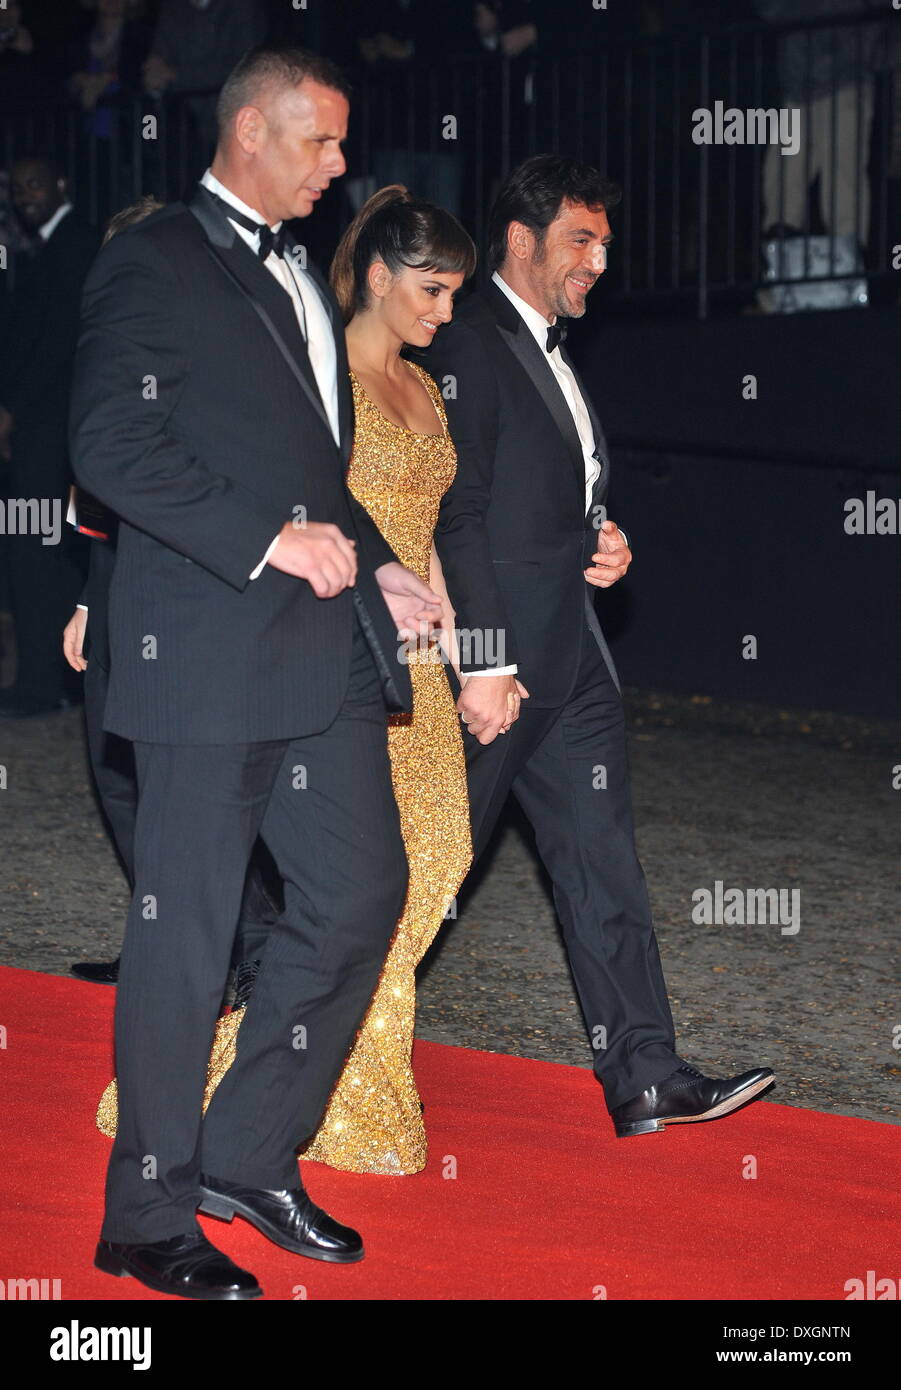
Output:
(1, 9), (899, 315)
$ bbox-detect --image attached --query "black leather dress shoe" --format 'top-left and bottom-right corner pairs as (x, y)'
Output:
(95, 1229), (262, 1300)
(611, 1063), (775, 1138)
(71, 956), (120, 984)
(199, 1173), (364, 1263)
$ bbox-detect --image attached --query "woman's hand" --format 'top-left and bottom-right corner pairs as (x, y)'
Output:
(63, 608), (88, 672)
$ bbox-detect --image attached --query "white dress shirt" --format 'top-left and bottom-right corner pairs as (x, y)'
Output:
(38, 202), (72, 242)
(201, 170), (340, 577)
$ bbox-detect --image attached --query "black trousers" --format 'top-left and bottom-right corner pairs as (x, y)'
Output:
(461, 621), (680, 1111)
(101, 619), (408, 1242)
(84, 652), (281, 959)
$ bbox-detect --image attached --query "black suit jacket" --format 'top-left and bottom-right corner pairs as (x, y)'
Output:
(412, 279), (619, 708)
(0, 210), (99, 496)
(69, 185), (412, 744)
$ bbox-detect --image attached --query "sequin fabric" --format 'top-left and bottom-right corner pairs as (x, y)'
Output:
(97, 360), (473, 1175)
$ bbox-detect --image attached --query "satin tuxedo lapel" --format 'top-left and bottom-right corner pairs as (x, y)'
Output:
(486, 279), (585, 501)
(187, 186), (337, 448)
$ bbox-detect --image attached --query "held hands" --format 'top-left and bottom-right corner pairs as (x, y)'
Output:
(457, 673), (530, 745)
(585, 519), (632, 589)
(63, 608), (88, 672)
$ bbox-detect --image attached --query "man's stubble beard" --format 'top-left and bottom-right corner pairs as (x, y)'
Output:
(533, 237), (588, 320)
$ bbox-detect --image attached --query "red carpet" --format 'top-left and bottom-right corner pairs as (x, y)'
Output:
(0, 965), (897, 1300)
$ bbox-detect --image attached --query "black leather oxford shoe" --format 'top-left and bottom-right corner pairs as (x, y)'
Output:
(611, 1063), (775, 1137)
(198, 1173), (364, 1263)
(95, 1229), (262, 1300)
(71, 956), (120, 984)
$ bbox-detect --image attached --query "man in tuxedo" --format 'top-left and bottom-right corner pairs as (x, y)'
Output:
(64, 198), (281, 992)
(0, 158), (97, 718)
(70, 45), (440, 1300)
(420, 155), (774, 1138)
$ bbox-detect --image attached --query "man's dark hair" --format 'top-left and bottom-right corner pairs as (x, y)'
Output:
(487, 155), (621, 271)
(216, 45), (351, 137)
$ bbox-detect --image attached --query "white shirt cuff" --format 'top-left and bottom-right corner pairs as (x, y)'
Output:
(464, 665), (518, 677)
(250, 532), (281, 580)
(76, 604), (89, 613)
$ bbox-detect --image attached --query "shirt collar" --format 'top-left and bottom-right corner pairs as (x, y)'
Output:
(201, 169), (283, 235)
(491, 270), (556, 350)
(38, 203), (73, 242)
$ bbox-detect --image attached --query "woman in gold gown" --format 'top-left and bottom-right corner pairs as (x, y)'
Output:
(98, 187), (512, 1174)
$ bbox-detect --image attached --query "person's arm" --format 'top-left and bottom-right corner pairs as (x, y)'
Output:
(69, 232), (287, 591)
(429, 540), (460, 676)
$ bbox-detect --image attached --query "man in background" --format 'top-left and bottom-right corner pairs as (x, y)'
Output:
(0, 157), (98, 718)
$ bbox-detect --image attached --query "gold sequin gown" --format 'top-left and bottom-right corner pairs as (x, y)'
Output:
(97, 359), (473, 1175)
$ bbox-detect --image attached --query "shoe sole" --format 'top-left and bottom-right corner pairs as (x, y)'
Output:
(615, 1074), (775, 1138)
(94, 1245), (262, 1300)
(198, 1190), (365, 1264)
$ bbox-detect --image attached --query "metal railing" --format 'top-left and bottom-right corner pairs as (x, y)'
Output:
(1, 9), (897, 315)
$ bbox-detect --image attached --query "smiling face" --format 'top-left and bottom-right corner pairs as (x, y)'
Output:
(369, 262), (465, 348)
(231, 78), (348, 224)
(11, 160), (65, 233)
(515, 198), (612, 320)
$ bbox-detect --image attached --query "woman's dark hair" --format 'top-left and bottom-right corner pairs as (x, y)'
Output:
(330, 185), (477, 324)
(487, 155), (621, 271)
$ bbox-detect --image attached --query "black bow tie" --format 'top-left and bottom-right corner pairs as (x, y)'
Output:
(546, 321), (568, 353)
(208, 190), (287, 260)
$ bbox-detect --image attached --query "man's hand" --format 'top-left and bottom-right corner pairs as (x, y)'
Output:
(63, 608), (88, 672)
(267, 520), (357, 596)
(375, 561), (442, 638)
(585, 519), (632, 589)
(457, 673), (530, 745)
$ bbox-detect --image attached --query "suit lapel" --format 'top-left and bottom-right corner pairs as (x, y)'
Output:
(486, 280), (586, 499)
(187, 186), (335, 444)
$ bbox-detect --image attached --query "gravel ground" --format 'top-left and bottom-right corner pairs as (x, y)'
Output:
(1, 690), (898, 1126)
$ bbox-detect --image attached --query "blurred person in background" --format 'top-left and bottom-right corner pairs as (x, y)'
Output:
(142, 0), (268, 156)
(67, 0), (153, 129)
(0, 157), (98, 719)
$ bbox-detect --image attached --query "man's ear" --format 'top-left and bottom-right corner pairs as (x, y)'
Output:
(507, 220), (533, 263)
